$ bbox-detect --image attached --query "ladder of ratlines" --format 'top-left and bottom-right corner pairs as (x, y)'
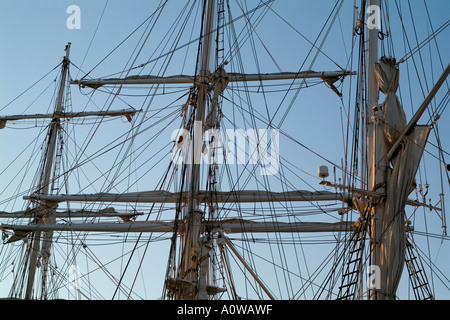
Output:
(337, 214), (369, 300)
(51, 130), (65, 193)
(215, 0), (225, 66)
(405, 231), (434, 300)
(336, 8), (371, 300)
(51, 83), (71, 194)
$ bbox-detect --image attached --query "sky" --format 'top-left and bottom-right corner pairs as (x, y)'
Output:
(0, 0), (449, 300)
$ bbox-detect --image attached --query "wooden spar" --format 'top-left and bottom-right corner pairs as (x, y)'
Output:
(1, 219), (355, 234)
(71, 71), (355, 89)
(0, 108), (140, 122)
(218, 232), (276, 300)
(24, 190), (350, 203)
(0, 209), (143, 219)
(22, 189), (439, 210)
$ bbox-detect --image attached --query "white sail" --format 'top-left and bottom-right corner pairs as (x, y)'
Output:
(378, 125), (430, 299)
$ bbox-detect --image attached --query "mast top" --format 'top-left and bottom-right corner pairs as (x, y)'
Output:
(65, 42), (71, 55)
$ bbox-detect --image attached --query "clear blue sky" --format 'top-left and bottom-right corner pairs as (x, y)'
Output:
(0, 0), (448, 300)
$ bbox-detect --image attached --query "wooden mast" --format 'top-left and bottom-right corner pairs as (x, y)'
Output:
(25, 43), (71, 300)
(365, 0), (388, 300)
(175, 0), (216, 300)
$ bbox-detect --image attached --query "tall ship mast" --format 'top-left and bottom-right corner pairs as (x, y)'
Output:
(0, 0), (448, 300)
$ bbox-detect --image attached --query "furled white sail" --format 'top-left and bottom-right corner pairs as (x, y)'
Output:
(374, 57), (407, 146)
(378, 125), (430, 299)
